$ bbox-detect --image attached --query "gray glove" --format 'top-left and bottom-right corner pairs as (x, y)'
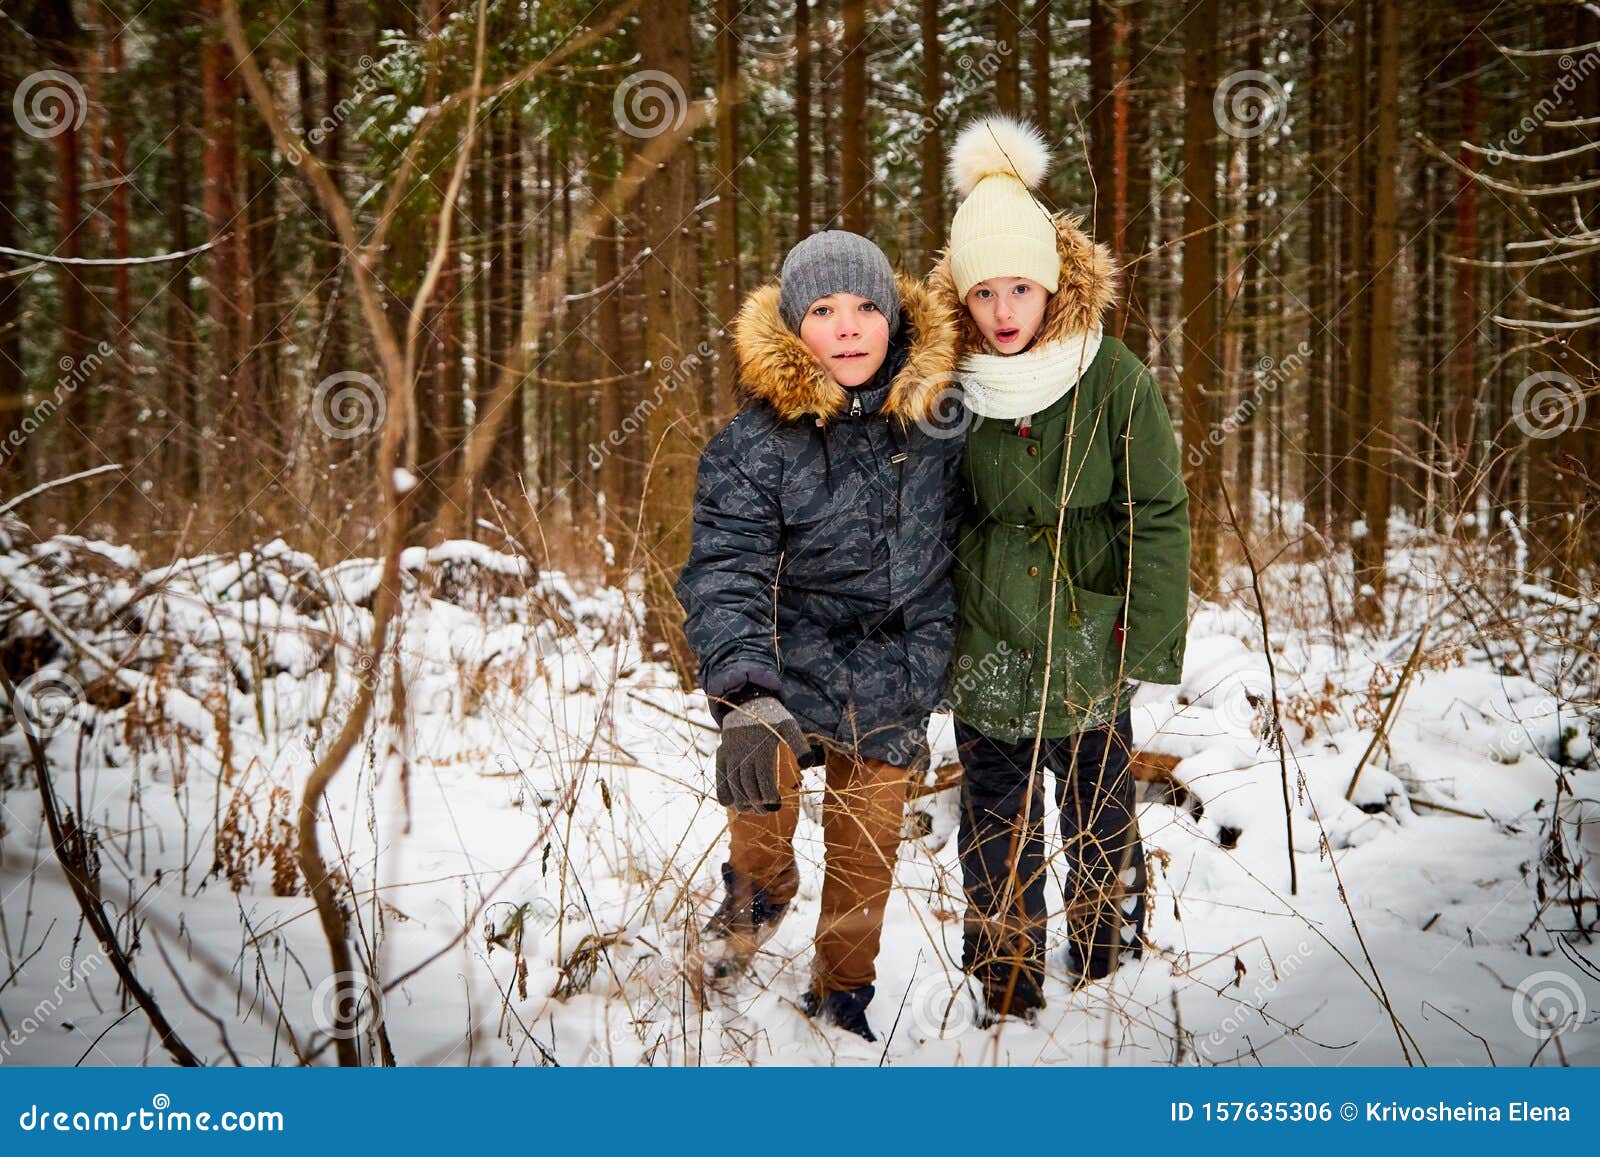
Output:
(716, 696), (806, 815)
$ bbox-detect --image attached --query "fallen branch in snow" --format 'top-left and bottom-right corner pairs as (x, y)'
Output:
(1345, 623), (1431, 801)
(0, 465), (125, 517)
(0, 563), (220, 746)
(1408, 795), (1492, 820)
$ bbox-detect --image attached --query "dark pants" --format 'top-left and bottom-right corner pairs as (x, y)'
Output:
(955, 710), (1146, 1015)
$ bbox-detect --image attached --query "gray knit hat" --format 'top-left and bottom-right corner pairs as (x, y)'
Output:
(778, 230), (902, 338)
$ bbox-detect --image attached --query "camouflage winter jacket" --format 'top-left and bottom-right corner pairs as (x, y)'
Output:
(674, 273), (963, 769)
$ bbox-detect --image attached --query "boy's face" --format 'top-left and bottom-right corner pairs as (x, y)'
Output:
(964, 276), (1050, 355)
(798, 293), (891, 387)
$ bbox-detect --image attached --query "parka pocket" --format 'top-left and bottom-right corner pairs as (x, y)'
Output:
(1044, 584), (1127, 714)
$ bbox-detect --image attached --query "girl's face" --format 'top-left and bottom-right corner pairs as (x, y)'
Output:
(964, 276), (1050, 355)
(798, 293), (891, 387)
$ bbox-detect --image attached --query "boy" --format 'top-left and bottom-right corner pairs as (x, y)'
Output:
(675, 230), (962, 1041)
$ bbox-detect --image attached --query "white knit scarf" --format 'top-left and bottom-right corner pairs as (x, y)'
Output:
(958, 326), (1104, 420)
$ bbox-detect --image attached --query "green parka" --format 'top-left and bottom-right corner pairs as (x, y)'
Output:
(927, 214), (1191, 743)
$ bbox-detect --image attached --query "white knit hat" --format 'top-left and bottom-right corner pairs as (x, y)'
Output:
(946, 116), (1059, 299)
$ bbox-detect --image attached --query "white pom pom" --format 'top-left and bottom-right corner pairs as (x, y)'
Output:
(949, 115), (1051, 197)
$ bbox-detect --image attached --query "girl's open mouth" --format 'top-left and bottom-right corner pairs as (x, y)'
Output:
(994, 328), (1020, 344)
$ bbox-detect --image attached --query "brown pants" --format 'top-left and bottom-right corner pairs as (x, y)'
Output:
(726, 742), (910, 996)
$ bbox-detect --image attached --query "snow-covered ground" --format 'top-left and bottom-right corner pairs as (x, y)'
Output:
(1, 524), (1596, 1066)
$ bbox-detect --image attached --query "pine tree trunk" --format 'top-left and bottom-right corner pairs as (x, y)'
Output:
(993, 1), (1021, 115)
(840, 0), (868, 233)
(1355, 0), (1398, 614)
(1110, 2), (1130, 261)
(1334, 1), (1368, 541)
(591, 104), (627, 586)
(166, 36), (199, 496)
(820, 17), (837, 226)
(918, 0), (944, 264)
(1181, 0), (1222, 596)
(795, 0), (813, 240)
(1579, 8), (1600, 574)
(1029, 0), (1052, 140)
(43, 1), (90, 474)
(638, 0), (700, 682)
(1305, 0), (1332, 540)
(1088, 0), (1114, 244)
(0, 14), (24, 483)
(1449, 25), (1479, 526)
(107, 9), (133, 485)
(202, 0), (254, 495)
(1122, 0), (1151, 360)
(315, 0), (347, 387)
(1236, 0), (1264, 526)
(714, 0), (742, 416)
(1526, 2), (1588, 588)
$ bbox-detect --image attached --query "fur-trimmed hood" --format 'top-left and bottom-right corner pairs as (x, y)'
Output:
(729, 272), (959, 424)
(926, 212), (1119, 360)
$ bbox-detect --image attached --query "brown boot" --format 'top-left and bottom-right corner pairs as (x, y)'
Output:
(699, 861), (793, 981)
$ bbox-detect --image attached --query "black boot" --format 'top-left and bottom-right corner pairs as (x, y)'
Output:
(976, 998), (1040, 1029)
(1064, 863), (1148, 987)
(801, 984), (878, 1042)
(1064, 918), (1147, 989)
(700, 862), (789, 980)
(1057, 713), (1148, 988)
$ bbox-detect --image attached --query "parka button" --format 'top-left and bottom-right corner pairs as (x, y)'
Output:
(1007, 717), (1020, 728)
(1019, 647), (1030, 660)
(1026, 444), (1038, 457)
(1027, 565), (1039, 576)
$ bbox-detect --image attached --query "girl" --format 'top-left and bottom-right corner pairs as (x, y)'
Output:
(928, 116), (1191, 1023)
(675, 230), (962, 1041)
